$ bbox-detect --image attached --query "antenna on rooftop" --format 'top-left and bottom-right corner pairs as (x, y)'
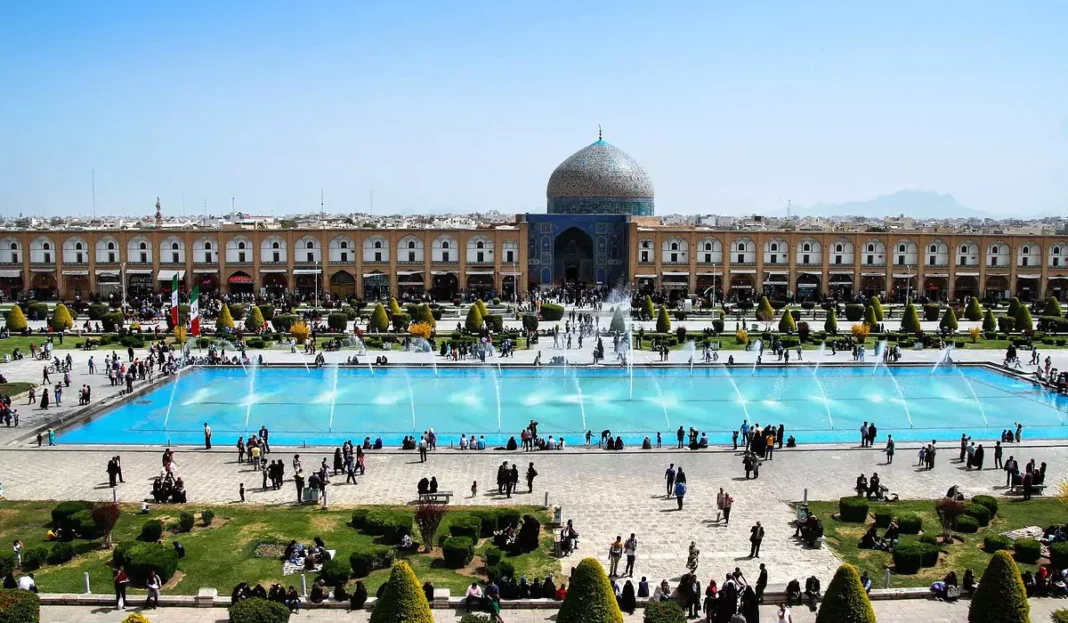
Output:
(321, 188), (324, 219)
(91, 168), (96, 218)
(787, 199), (792, 218)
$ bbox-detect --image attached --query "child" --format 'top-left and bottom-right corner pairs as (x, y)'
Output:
(239, 483), (245, 502)
(471, 480), (478, 498)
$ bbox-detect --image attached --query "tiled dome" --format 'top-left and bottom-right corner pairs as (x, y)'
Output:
(546, 140), (654, 200)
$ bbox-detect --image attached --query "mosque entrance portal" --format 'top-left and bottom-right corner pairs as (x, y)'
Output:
(554, 227), (595, 285)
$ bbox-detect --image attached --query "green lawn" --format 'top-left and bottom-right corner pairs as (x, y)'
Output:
(808, 497), (1068, 588)
(0, 501), (555, 596)
(0, 336), (80, 358)
(0, 382), (34, 396)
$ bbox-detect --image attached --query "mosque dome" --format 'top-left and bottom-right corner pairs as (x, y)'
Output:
(546, 139), (654, 203)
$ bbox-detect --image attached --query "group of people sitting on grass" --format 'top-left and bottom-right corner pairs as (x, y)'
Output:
(858, 520), (900, 552)
(150, 474), (187, 504)
(283, 536), (332, 571)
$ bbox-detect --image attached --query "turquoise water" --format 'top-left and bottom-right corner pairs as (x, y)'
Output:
(58, 365), (1068, 446)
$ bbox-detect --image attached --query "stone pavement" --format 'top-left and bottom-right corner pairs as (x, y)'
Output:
(34, 598), (1068, 622)
(4, 440), (1067, 589)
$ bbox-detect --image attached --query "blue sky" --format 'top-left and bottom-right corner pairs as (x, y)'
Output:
(0, 2), (1064, 217)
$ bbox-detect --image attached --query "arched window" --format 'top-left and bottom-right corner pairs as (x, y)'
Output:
(171, 242), (179, 250)
(307, 241), (314, 249)
(238, 242), (246, 250)
(272, 242), (280, 250)
(374, 240), (382, 249)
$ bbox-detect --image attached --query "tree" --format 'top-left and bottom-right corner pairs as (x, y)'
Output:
(863, 305), (878, 328)
(655, 305), (671, 333)
(642, 296), (656, 320)
(5, 305), (27, 331)
(900, 303), (922, 333)
(1007, 297), (1021, 320)
(465, 304), (483, 332)
(1015, 305), (1033, 332)
(1043, 297), (1063, 318)
(417, 303), (436, 328)
(965, 297), (984, 321)
(409, 322), (432, 340)
(940, 307), (959, 332)
(388, 297), (403, 317)
(290, 321), (310, 344)
(557, 558), (624, 623)
(779, 309), (796, 333)
(815, 564), (876, 623)
(824, 308), (838, 334)
(475, 299), (489, 319)
(936, 497), (966, 544)
(91, 502), (121, 549)
(983, 309), (997, 332)
(968, 550), (1029, 623)
(245, 306), (266, 332)
(851, 323), (870, 342)
(369, 303), (390, 332)
(50, 303), (73, 331)
(173, 325), (187, 344)
(610, 307), (626, 333)
(217, 303), (235, 330)
(868, 296), (885, 321)
(756, 296), (774, 323)
(414, 502), (449, 553)
(368, 561), (434, 623)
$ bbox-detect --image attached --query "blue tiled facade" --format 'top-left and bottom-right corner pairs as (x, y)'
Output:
(525, 214), (630, 287)
(548, 197), (653, 217)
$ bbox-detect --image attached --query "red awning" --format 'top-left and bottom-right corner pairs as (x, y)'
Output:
(228, 274), (253, 284)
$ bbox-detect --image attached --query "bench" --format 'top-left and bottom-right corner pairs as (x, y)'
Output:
(419, 491), (453, 504)
(1008, 483), (1047, 495)
(855, 484), (889, 500)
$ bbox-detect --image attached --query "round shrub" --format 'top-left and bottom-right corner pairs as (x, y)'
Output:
(962, 502), (991, 527)
(896, 514), (922, 534)
(1051, 542), (1068, 570)
(460, 615), (494, 623)
(327, 313), (348, 332)
(0, 553), (15, 579)
(485, 547), (503, 566)
(814, 563), (876, 623)
(971, 495), (998, 518)
(540, 303), (565, 321)
(919, 534), (939, 546)
(557, 557), (624, 623)
(0, 589), (40, 623)
(1013, 538), (1042, 564)
(893, 541), (926, 574)
(48, 541), (75, 564)
(318, 557), (350, 585)
(201, 510), (215, 526)
(363, 509), (413, 544)
(349, 546), (394, 577)
(487, 559), (515, 582)
(495, 508), (521, 531)
(102, 311), (125, 332)
(644, 600), (688, 623)
(955, 515), (980, 533)
(969, 551), (1029, 623)
(140, 519), (164, 542)
(228, 597), (291, 623)
(177, 511), (195, 533)
(369, 562), (433, 623)
(984, 534), (1014, 553)
(838, 497), (869, 523)
(19, 546), (49, 571)
(51, 501), (92, 527)
(66, 509), (99, 538)
(873, 512), (892, 528)
(442, 536), (475, 568)
(124, 543), (179, 584)
(448, 515), (482, 540)
(122, 614), (152, 623)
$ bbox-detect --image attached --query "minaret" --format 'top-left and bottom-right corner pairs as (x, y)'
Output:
(155, 197), (162, 228)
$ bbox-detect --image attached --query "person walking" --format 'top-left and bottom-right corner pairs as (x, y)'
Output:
(716, 488), (725, 522)
(677, 426), (685, 449)
(749, 522), (765, 558)
(722, 491), (733, 526)
(608, 536), (623, 577)
(884, 436), (895, 464)
(526, 462), (538, 493)
(686, 541), (700, 574)
(113, 566), (129, 610)
(994, 441), (1003, 470)
(664, 463), (676, 497)
(145, 570), (161, 609)
(623, 533), (637, 577)
(203, 422), (212, 449)
(418, 436), (427, 462)
(675, 478), (687, 510)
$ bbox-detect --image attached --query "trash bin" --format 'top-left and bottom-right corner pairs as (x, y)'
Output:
(552, 505), (563, 526)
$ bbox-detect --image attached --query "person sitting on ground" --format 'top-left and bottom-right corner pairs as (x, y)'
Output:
(653, 579), (671, 602)
(859, 571), (872, 594)
(804, 575), (821, 607)
(637, 577), (650, 598)
(542, 574), (556, 599)
(858, 525), (879, 549)
(423, 580), (435, 603)
(250, 583), (268, 600)
(883, 520), (900, 543)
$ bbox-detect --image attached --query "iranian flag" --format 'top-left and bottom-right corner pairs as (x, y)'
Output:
(171, 273), (179, 326)
(189, 284), (200, 336)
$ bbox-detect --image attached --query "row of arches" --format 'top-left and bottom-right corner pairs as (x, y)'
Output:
(0, 235), (519, 266)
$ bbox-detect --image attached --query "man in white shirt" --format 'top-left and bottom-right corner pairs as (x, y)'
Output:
(17, 573), (37, 592)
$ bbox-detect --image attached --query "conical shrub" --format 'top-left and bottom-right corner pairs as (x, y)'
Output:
(475, 299), (489, 319)
(465, 304), (483, 332)
(245, 306), (265, 331)
(824, 308), (838, 334)
(900, 303), (921, 333)
(388, 297), (403, 317)
(756, 296), (774, 322)
(965, 297), (984, 321)
(6, 305), (27, 331)
(656, 305), (671, 333)
(610, 307), (626, 333)
(50, 303), (73, 331)
(557, 558), (623, 623)
(369, 303), (390, 332)
(940, 307), (958, 332)
(968, 550), (1029, 623)
(1043, 297), (1063, 318)
(216, 303), (234, 330)
(368, 561), (433, 623)
(1015, 305), (1033, 332)
(815, 563), (876, 623)
(779, 309), (796, 332)
(983, 309), (997, 332)
(1007, 297), (1021, 320)
(869, 296), (884, 321)
(642, 296), (656, 320)
(863, 305), (878, 328)
(417, 303), (436, 328)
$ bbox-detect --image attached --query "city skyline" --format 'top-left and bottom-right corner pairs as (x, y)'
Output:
(1, 2), (1064, 217)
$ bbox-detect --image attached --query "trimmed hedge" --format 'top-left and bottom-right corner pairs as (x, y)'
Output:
(540, 303), (565, 321)
(349, 546), (395, 577)
(442, 536), (475, 568)
(448, 515), (483, 540)
(0, 552), (14, 578)
(983, 534), (1014, 553)
(228, 597), (291, 623)
(838, 497), (869, 523)
(557, 557), (624, 623)
(1013, 538), (1042, 564)
(319, 558), (350, 585)
(20, 546), (49, 571)
(177, 511), (195, 533)
(0, 589), (40, 623)
(962, 502), (991, 528)
(814, 563), (876, 623)
(140, 519), (164, 542)
(51, 501), (92, 527)
(1051, 542), (1068, 570)
(644, 599), (688, 623)
(360, 509), (413, 544)
(896, 514), (922, 535)
(972, 495), (998, 518)
(116, 543), (179, 584)
(955, 515), (980, 533)
(892, 540), (938, 574)
(47, 541), (75, 564)
(487, 559), (515, 582)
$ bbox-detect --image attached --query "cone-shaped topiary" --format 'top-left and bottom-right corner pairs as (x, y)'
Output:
(863, 305), (878, 328)
(417, 303), (436, 328)
(388, 297), (403, 317)
(656, 305), (671, 333)
(1043, 297), (1063, 318)
(557, 558), (624, 623)
(815, 563), (877, 623)
(1015, 305), (1033, 332)
(642, 296), (656, 320)
(968, 550), (1029, 623)
(217, 303), (234, 330)
(779, 309), (796, 332)
(465, 304), (483, 332)
(940, 307), (959, 332)
(369, 303), (390, 332)
(368, 561), (434, 623)
(50, 303), (73, 331)
(756, 296), (774, 323)
(610, 307), (626, 333)
(1007, 297), (1021, 320)
(983, 308), (997, 332)
(825, 308), (838, 334)
(869, 296), (884, 321)
(245, 306), (265, 331)
(5, 305), (27, 332)
(475, 299), (489, 319)
(900, 303), (922, 333)
(966, 297), (984, 321)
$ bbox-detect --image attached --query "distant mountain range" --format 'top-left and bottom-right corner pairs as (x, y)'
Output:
(793, 190), (991, 220)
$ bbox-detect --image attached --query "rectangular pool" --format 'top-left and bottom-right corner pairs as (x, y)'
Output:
(58, 365), (1067, 446)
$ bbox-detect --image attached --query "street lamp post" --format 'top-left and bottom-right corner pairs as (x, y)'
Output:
(120, 262), (127, 312)
(314, 260), (320, 310)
